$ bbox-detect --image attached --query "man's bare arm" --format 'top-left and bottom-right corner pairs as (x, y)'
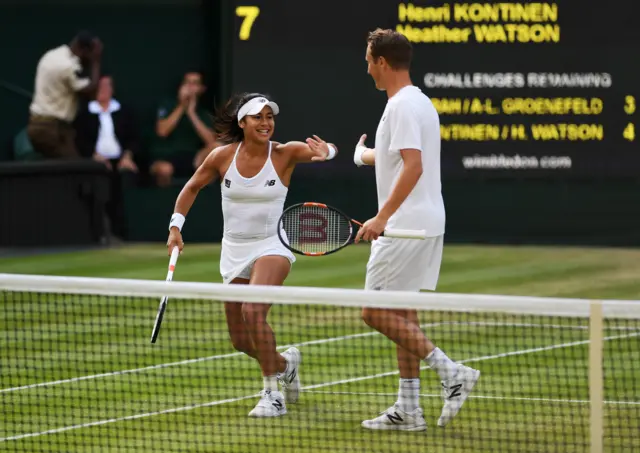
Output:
(377, 149), (423, 221)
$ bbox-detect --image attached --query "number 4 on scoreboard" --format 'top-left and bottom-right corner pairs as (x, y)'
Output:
(236, 6), (260, 40)
(623, 123), (635, 142)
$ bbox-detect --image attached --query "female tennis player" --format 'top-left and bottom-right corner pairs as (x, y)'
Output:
(166, 92), (338, 418)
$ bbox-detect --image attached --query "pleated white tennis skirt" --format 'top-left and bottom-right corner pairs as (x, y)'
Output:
(220, 234), (296, 284)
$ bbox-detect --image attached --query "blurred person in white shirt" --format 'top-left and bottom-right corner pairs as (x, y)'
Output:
(74, 74), (139, 240)
(28, 30), (102, 158)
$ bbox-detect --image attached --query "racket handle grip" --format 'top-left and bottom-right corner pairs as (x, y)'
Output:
(382, 228), (427, 240)
(167, 246), (180, 280)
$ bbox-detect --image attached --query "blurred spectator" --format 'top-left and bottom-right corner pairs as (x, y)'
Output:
(75, 74), (139, 240)
(149, 70), (217, 186)
(27, 30), (102, 158)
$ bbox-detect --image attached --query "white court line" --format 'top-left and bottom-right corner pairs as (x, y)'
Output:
(304, 391), (640, 406)
(0, 322), (443, 394)
(3, 320), (637, 394)
(300, 331), (640, 390)
(0, 393), (262, 442)
(441, 321), (640, 331)
(3, 330), (638, 443)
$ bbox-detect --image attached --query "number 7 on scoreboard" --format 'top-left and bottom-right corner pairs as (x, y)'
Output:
(236, 6), (260, 40)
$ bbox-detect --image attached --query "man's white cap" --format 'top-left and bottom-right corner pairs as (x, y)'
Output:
(237, 96), (279, 123)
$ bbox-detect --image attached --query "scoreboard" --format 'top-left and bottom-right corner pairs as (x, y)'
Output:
(230, 1), (639, 178)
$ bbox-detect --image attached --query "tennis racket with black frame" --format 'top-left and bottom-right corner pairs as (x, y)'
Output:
(150, 246), (180, 343)
(277, 202), (426, 256)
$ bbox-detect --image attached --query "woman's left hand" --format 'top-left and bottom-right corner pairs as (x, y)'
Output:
(306, 135), (330, 161)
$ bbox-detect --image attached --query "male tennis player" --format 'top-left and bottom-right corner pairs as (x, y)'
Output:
(353, 28), (480, 431)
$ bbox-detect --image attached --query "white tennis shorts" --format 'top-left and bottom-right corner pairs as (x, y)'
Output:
(365, 234), (444, 292)
(220, 234), (296, 284)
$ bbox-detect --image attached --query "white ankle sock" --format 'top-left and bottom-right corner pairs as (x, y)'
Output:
(425, 347), (458, 381)
(397, 378), (420, 413)
(263, 375), (278, 392)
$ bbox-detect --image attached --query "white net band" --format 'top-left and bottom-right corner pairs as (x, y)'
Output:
(1, 273), (639, 319)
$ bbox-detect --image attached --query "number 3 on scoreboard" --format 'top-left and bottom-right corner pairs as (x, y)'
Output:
(236, 6), (260, 40)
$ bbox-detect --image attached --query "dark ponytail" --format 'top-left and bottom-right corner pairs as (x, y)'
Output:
(214, 92), (271, 144)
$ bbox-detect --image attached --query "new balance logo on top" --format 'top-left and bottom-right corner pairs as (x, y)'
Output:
(224, 179), (231, 188)
(264, 179), (276, 187)
(386, 412), (404, 424)
(448, 383), (463, 399)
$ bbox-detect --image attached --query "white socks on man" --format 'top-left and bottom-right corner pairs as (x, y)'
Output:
(363, 380), (426, 431)
(397, 378), (421, 413)
(263, 375), (278, 392)
(394, 348), (456, 414)
(364, 348), (479, 430)
(425, 347), (459, 381)
(394, 348), (458, 413)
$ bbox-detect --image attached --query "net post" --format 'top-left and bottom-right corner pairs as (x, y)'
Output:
(589, 300), (604, 453)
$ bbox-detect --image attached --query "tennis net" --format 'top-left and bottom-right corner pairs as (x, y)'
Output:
(1, 273), (639, 453)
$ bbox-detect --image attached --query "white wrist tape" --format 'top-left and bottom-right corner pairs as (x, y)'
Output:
(169, 213), (185, 232)
(354, 145), (366, 167)
(326, 144), (336, 160)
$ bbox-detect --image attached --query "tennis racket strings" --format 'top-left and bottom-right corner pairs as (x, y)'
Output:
(280, 203), (353, 255)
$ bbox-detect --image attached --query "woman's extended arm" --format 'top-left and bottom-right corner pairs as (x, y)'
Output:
(276, 135), (338, 164)
(167, 148), (222, 254)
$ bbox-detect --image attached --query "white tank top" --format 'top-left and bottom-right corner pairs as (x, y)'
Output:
(221, 141), (288, 241)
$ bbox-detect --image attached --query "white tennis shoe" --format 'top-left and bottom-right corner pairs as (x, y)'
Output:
(437, 364), (480, 427)
(248, 390), (287, 418)
(362, 404), (427, 431)
(278, 347), (301, 404)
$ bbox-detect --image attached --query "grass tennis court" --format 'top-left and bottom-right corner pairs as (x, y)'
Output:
(1, 244), (640, 452)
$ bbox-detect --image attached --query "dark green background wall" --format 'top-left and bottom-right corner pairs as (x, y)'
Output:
(1, 0), (638, 247)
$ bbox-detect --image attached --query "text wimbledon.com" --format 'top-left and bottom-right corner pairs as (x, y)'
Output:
(461, 154), (572, 170)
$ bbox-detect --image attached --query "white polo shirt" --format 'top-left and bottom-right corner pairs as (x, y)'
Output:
(373, 85), (445, 237)
(30, 45), (91, 122)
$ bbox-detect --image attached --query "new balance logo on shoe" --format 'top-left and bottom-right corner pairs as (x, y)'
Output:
(272, 400), (283, 411)
(448, 384), (463, 399)
(286, 369), (297, 383)
(386, 412), (404, 424)
(264, 179), (276, 187)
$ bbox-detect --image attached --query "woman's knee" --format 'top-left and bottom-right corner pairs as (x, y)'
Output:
(362, 307), (382, 329)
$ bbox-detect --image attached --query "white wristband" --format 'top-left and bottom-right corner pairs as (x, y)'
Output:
(326, 144), (336, 160)
(354, 146), (366, 167)
(169, 213), (185, 232)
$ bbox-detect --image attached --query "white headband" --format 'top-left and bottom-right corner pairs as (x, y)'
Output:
(237, 97), (280, 124)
